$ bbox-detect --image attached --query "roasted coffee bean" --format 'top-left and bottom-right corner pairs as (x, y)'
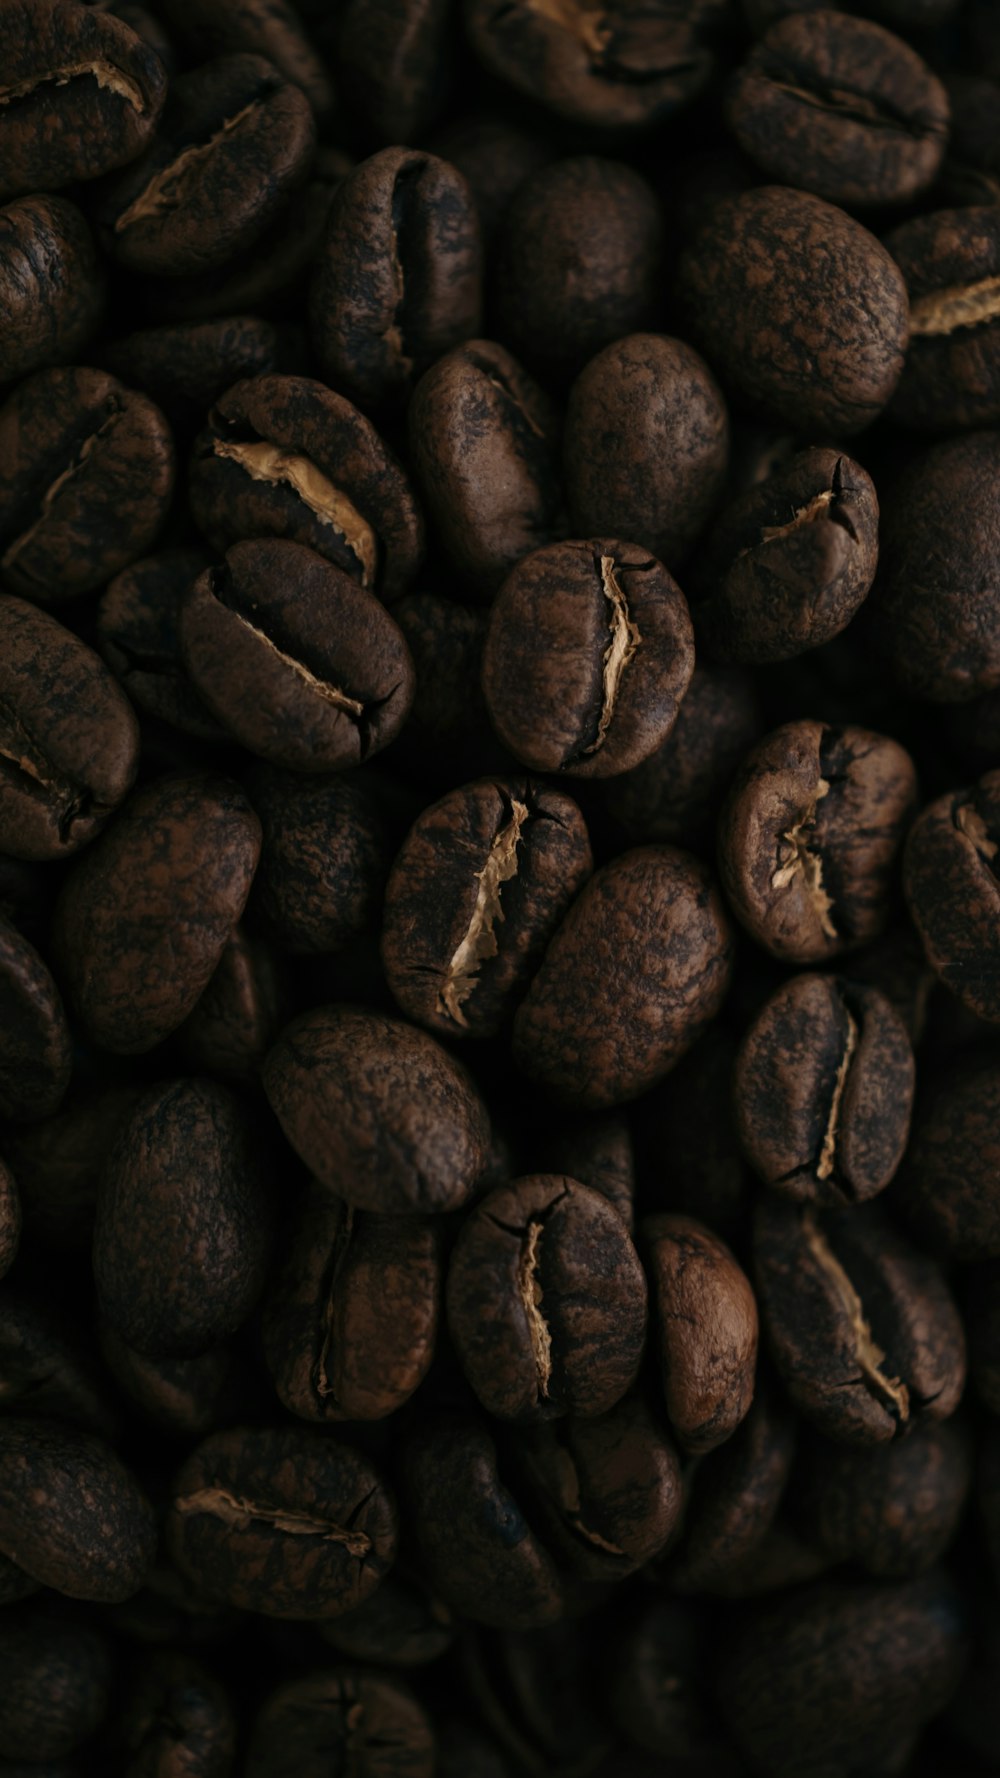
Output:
(894, 1054), (1000, 1258)
(119, 1650), (236, 1778)
(671, 1383), (796, 1593)
(263, 1004), (491, 1213)
(753, 1198), (967, 1444)
(689, 448), (879, 665)
(321, 1568), (455, 1668)
(606, 664), (761, 848)
(463, 1620), (614, 1777)
(179, 539), (415, 772)
(0, 1417), (155, 1602)
(564, 334), (729, 572)
(0, 366), (175, 604)
(175, 924), (281, 1080)
(166, 1425), (399, 1619)
(903, 771), (1000, 1022)
(157, 0), (333, 121)
(189, 375), (425, 601)
(53, 773), (261, 1055)
(798, 1418), (972, 1579)
(263, 1184), (441, 1421)
(734, 974), (915, 1207)
(3, 1079), (138, 1252)
(0, 913), (72, 1123)
(404, 1412), (564, 1629)
(513, 847), (733, 1108)
(97, 548), (222, 742)
(0, 0), (167, 200)
(310, 147), (482, 412)
(381, 776), (592, 1040)
(718, 720), (918, 964)
(0, 1285), (117, 1438)
(718, 1573), (968, 1778)
(338, 0), (454, 143)
(463, 0), (728, 131)
(611, 1597), (744, 1771)
(874, 432), (1000, 701)
(726, 12), (949, 207)
(886, 208), (1000, 431)
(94, 1079), (275, 1358)
(635, 1027), (754, 1242)
(391, 592), (505, 784)
(535, 1113), (635, 1232)
(0, 1156), (19, 1279)
(407, 342), (560, 596)
(642, 1214), (758, 1455)
(100, 315), (293, 423)
(94, 54), (316, 279)
(0, 195), (104, 385)
(245, 1670), (435, 1778)
(494, 159), (664, 382)
(99, 1324), (247, 1439)
(447, 1174), (648, 1421)
(482, 541), (695, 780)
(678, 187), (909, 434)
(0, 1603), (111, 1764)
(247, 765), (390, 955)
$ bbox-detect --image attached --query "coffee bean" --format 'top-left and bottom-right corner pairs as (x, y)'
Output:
(321, 1568), (456, 1669)
(0, 195), (104, 385)
(718, 719), (918, 964)
(642, 1214), (758, 1455)
(670, 1382), (796, 1593)
(0, 1603), (111, 1764)
(52, 772), (261, 1054)
(166, 1425), (399, 1619)
(245, 1670), (435, 1778)
(799, 1418), (972, 1579)
(179, 539), (415, 772)
(97, 549), (223, 743)
(262, 1004), (491, 1213)
(0, 1417), (155, 1603)
(175, 923), (281, 1081)
(247, 764), (391, 956)
(605, 663), (761, 849)
(513, 846), (733, 1108)
(894, 1054), (1000, 1258)
(0, 913), (72, 1123)
(100, 314), (293, 424)
(678, 186), (909, 434)
(903, 771), (1000, 1022)
(119, 1650), (236, 1778)
(886, 207), (1000, 431)
(447, 1174), (648, 1421)
(157, 0), (334, 121)
(429, 113), (550, 250)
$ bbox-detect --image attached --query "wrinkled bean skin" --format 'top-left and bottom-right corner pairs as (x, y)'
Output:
(97, 549), (222, 743)
(0, 1417), (156, 1603)
(0, 195), (105, 384)
(247, 765), (390, 956)
(886, 207), (1000, 432)
(903, 771), (1000, 1023)
(642, 1214), (758, 1455)
(245, 1670), (435, 1778)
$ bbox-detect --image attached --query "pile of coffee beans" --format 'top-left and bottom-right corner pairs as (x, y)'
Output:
(2, 0), (1000, 1772)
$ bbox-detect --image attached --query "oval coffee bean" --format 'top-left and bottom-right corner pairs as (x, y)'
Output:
(0, 913), (72, 1122)
(247, 764), (390, 955)
(903, 771), (1000, 1022)
(0, 1604), (111, 1764)
(0, 594), (140, 860)
(166, 1425), (398, 1619)
(895, 1055), (1000, 1259)
(97, 548), (223, 742)
(180, 539), (415, 771)
(0, 1418), (156, 1603)
(512, 846), (734, 1108)
(482, 540), (695, 779)
(263, 1004), (491, 1213)
(734, 974), (915, 1207)
(798, 1418), (972, 1579)
(52, 773), (261, 1054)
(0, 195), (104, 384)
(447, 1174), (648, 1421)
(670, 1383), (796, 1593)
(246, 1671), (434, 1778)
(119, 1651), (236, 1778)
(642, 1214), (758, 1455)
(887, 206), (1000, 431)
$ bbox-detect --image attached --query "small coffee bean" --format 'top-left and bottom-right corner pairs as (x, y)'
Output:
(447, 1174), (648, 1421)
(642, 1214), (758, 1455)
(179, 539), (415, 772)
(245, 1671), (435, 1778)
(0, 1156), (19, 1279)
(678, 186), (909, 434)
(894, 1054), (1000, 1258)
(175, 923), (281, 1081)
(97, 548), (223, 743)
(753, 1198), (967, 1444)
(903, 771), (1000, 1022)
(482, 540), (695, 780)
(670, 1382), (796, 1593)
(100, 314), (293, 423)
(0, 0), (167, 200)
(734, 974), (915, 1207)
(166, 1425), (399, 1619)
(321, 1568), (456, 1669)
(717, 719), (918, 964)
(798, 1418), (972, 1579)
(157, 0), (334, 121)
(247, 764), (391, 955)
(0, 195), (104, 384)
(886, 207), (1000, 431)
(726, 11), (949, 207)
(0, 914), (72, 1124)
(338, 0), (454, 143)
(0, 366), (175, 604)
(120, 1650), (236, 1778)
(262, 1183), (441, 1421)
(262, 1004), (491, 1214)
(99, 1324), (246, 1439)
(513, 846), (734, 1108)
(689, 448), (879, 665)
(0, 1417), (156, 1603)
(605, 663), (761, 848)
(189, 374), (425, 601)
(52, 772), (262, 1055)
(535, 1113), (635, 1231)
(309, 146), (483, 412)
(94, 53), (317, 279)
(0, 1604), (111, 1764)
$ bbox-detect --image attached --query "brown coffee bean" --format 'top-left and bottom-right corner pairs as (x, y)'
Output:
(894, 1054), (1000, 1259)
(670, 1383), (796, 1593)
(179, 539), (415, 772)
(157, 0), (333, 120)
(175, 923), (281, 1081)
(246, 1670), (434, 1778)
(0, 913), (72, 1123)
(513, 847), (734, 1109)
(100, 314), (293, 423)
(642, 1214), (758, 1455)
(119, 1650), (237, 1778)
(799, 1418), (972, 1578)
(903, 771), (1000, 1022)
(262, 1004), (491, 1213)
(886, 207), (1000, 431)
(52, 773), (262, 1055)
(0, 1603), (111, 1765)
(0, 1417), (156, 1603)
(429, 112), (551, 250)
(247, 764), (391, 956)
(0, 195), (105, 384)
(97, 549), (224, 743)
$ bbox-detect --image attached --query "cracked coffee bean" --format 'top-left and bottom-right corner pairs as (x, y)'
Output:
(726, 11), (949, 207)
(903, 770), (1000, 1022)
(0, 194), (105, 384)
(247, 764), (390, 955)
(689, 448), (879, 665)
(718, 720), (918, 965)
(97, 547), (222, 742)
(894, 1054), (1000, 1259)
(309, 146), (482, 413)
(669, 1382), (796, 1593)
(0, 912), (73, 1123)
(482, 540), (695, 780)
(678, 186), (909, 434)
(118, 1650), (236, 1778)
(263, 1003), (491, 1214)
(381, 775), (592, 1041)
(642, 1214), (758, 1455)
(166, 1425), (399, 1620)
(189, 373), (425, 602)
(245, 1670), (435, 1778)
(753, 1198), (966, 1445)
(0, 0), (167, 200)
(886, 207), (1000, 432)
(179, 538), (415, 772)
(447, 1174), (648, 1422)
(94, 53), (316, 279)
(734, 974), (915, 1208)
(0, 1417), (156, 1603)
(0, 1603), (111, 1764)
(0, 365), (175, 604)
(798, 1418), (973, 1579)
(0, 593), (140, 859)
